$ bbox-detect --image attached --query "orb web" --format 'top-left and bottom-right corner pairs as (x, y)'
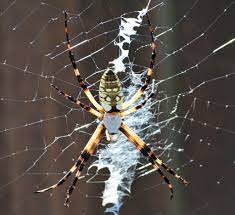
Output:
(0, 0), (235, 214)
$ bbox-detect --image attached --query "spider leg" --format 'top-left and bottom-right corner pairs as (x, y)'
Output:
(120, 93), (154, 117)
(35, 124), (104, 196)
(64, 124), (105, 206)
(121, 13), (156, 110)
(105, 129), (111, 142)
(64, 11), (104, 112)
(64, 168), (82, 207)
(51, 84), (103, 119)
(119, 123), (188, 199)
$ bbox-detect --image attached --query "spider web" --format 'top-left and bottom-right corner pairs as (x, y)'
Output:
(0, 0), (235, 214)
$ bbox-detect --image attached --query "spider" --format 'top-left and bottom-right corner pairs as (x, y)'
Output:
(35, 11), (188, 207)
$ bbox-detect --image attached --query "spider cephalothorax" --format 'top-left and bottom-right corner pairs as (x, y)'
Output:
(35, 11), (188, 207)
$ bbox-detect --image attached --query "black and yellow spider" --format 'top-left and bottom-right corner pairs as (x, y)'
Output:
(36, 11), (188, 207)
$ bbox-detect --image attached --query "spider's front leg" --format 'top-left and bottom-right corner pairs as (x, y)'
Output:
(119, 123), (188, 199)
(35, 124), (105, 206)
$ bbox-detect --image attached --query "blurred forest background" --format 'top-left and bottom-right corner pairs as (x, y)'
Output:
(0, 0), (235, 215)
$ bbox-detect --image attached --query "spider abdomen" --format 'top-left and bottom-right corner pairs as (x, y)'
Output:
(99, 69), (123, 112)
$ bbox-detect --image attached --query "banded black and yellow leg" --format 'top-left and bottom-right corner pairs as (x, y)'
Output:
(120, 123), (188, 185)
(35, 155), (83, 193)
(64, 123), (105, 206)
(144, 161), (174, 199)
(142, 145), (188, 186)
(120, 93), (154, 117)
(121, 14), (156, 110)
(64, 165), (83, 207)
(51, 84), (103, 119)
(35, 124), (105, 196)
(64, 11), (104, 112)
(119, 123), (188, 199)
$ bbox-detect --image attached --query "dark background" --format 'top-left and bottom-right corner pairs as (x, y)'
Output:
(0, 0), (235, 215)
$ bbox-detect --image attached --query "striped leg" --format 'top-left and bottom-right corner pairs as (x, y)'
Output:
(64, 11), (104, 112)
(119, 123), (188, 199)
(51, 84), (103, 119)
(64, 168), (83, 207)
(121, 14), (157, 110)
(120, 93), (154, 117)
(35, 124), (105, 199)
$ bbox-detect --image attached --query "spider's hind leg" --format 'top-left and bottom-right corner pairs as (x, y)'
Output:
(64, 11), (104, 113)
(121, 14), (157, 110)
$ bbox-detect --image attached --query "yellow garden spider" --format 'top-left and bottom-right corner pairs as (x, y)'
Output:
(35, 11), (188, 207)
